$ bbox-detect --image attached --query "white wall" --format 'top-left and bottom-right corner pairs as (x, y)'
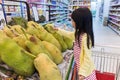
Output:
(95, 0), (102, 20)
(95, 0), (111, 24)
(91, 2), (97, 11)
(103, 0), (111, 19)
(101, 0), (111, 25)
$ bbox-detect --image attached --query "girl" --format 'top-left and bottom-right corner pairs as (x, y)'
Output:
(71, 8), (97, 80)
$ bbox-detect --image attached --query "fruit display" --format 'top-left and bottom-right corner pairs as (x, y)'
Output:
(3, 26), (17, 38)
(34, 53), (62, 80)
(45, 24), (68, 52)
(27, 21), (62, 51)
(42, 41), (63, 64)
(0, 32), (35, 76)
(57, 29), (74, 50)
(25, 40), (53, 60)
(0, 19), (75, 79)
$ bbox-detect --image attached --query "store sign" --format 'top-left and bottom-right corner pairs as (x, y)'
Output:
(0, 4), (6, 29)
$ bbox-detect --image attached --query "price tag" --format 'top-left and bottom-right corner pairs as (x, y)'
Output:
(32, 6), (39, 21)
(0, 4), (6, 29)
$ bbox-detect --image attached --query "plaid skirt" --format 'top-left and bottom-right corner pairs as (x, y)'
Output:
(72, 63), (97, 80)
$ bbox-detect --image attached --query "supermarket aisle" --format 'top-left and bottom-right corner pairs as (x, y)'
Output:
(92, 18), (120, 80)
(93, 18), (120, 47)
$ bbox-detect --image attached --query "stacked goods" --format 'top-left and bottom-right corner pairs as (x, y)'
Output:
(42, 41), (63, 64)
(34, 53), (62, 80)
(45, 24), (75, 50)
(27, 21), (62, 51)
(45, 24), (68, 52)
(0, 31), (35, 76)
(25, 37), (53, 60)
(0, 19), (74, 79)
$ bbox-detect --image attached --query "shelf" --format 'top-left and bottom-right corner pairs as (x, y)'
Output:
(109, 9), (120, 11)
(30, 2), (59, 7)
(50, 16), (60, 19)
(4, 1), (20, 6)
(50, 12), (59, 15)
(49, 9), (69, 11)
(50, 9), (59, 10)
(109, 20), (120, 27)
(40, 21), (54, 25)
(110, 3), (120, 7)
(108, 24), (120, 35)
(69, 4), (91, 7)
(109, 13), (120, 17)
(50, 12), (68, 15)
(5, 12), (20, 14)
(109, 16), (120, 21)
(59, 12), (68, 14)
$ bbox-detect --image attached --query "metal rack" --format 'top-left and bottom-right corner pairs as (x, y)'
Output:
(29, 1), (69, 24)
(2, 0), (32, 23)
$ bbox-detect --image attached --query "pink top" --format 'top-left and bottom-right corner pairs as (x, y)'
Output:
(73, 35), (82, 72)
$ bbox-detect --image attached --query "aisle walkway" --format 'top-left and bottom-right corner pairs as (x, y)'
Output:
(93, 18), (120, 46)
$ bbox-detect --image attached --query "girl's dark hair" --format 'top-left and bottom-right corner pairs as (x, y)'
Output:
(71, 8), (94, 49)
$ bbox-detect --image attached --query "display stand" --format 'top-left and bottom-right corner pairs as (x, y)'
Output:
(0, 50), (74, 80)
(0, 1), (74, 79)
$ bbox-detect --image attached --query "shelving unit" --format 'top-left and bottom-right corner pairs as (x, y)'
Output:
(68, 0), (91, 23)
(69, 0), (91, 11)
(29, 0), (69, 25)
(108, 0), (120, 35)
(2, 1), (28, 22)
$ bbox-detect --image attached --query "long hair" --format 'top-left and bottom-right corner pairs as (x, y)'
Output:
(71, 8), (94, 49)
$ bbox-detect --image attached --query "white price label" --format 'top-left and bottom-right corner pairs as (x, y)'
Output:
(0, 4), (6, 29)
(32, 6), (39, 21)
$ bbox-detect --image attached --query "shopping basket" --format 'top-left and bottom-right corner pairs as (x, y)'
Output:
(92, 45), (120, 80)
(66, 44), (120, 80)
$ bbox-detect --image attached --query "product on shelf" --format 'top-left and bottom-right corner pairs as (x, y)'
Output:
(108, 0), (120, 34)
(3, 1), (28, 22)
(38, 15), (46, 23)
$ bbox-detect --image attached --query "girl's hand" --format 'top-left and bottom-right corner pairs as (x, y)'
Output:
(79, 75), (85, 80)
